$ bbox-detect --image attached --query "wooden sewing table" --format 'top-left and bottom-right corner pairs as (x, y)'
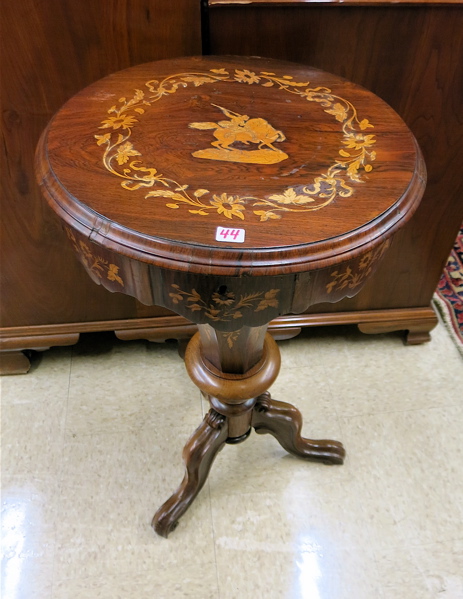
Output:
(36, 56), (425, 537)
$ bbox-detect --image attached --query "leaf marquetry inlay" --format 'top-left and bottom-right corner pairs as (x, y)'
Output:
(326, 240), (391, 294)
(65, 228), (124, 287)
(95, 68), (377, 222)
(169, 285), (280, 322)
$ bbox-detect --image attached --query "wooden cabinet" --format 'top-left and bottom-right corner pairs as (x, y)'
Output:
(1, 0), (462, 373)
(207, 0), (463, 330)
(0, 0), (202, 373)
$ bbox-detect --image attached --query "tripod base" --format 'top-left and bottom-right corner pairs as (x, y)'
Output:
(152, 386), (345, 538)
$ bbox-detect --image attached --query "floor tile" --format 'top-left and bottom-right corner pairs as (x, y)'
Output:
(374, 546), (434, 599)
(53, 425), (217, 582)
(326, 340), (463, 417)
(211, 491), (382, 599)
(0, 347), (72, 407)
(1, 321), (462, 598)
(67, 339), (201, 435)
(1, 532), (55, 599)
(1, 476), (60, 599)
(340, 406), (463, 550)
(411, 539), (463, 598)
(51, 561), (220, 599)
(1, 401), (67, 479)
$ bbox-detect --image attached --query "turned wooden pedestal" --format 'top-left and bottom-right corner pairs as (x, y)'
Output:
(35, 56), (425, 537)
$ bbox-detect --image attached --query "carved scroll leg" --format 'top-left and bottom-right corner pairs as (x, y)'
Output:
(252, 392), (345, 465)
(152, 409), (228, 538)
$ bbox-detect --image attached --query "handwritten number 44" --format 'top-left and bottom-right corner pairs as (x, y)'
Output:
(220, 229), (240, 240)
(215, 226), (245, 243)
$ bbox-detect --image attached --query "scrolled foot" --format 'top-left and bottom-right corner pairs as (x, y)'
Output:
(252, 392), (345, 465)
(152, 512), (180, 539)
(152, 409), (228, 538)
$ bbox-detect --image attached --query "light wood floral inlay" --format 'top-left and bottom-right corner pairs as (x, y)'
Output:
(65, 228), (124, 287)
(326, 240), (391, 294)
(95, 68), (377, 222)
(222, 331), (240, 349)
(169, 285), (279, 322)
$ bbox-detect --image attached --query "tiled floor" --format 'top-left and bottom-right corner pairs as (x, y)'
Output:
(1, 320), (462, 599)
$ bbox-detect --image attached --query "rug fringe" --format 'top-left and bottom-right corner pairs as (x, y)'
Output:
(432, 293), (463, 357)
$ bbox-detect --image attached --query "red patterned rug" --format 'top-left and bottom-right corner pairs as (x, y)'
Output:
(433, 225), (463, 355)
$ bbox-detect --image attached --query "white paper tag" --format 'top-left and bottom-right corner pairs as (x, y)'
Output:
(215, 226), (246, 243)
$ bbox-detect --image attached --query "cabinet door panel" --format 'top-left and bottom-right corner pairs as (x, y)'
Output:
(208, 3), (463, 310)
(1, 0), (201, 327)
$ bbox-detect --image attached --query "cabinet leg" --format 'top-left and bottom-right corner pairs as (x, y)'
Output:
(0, 350), (32, 375)
(357, 307), (438, 345)
(152, 409), (228, 538)
(252, 392), (345, 465)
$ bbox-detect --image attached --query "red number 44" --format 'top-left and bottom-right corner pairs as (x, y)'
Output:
(215, 226), (245, 243)
(220, 229), (240, 240)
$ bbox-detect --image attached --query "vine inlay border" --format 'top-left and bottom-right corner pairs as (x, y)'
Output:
(95, 67), (377, 222)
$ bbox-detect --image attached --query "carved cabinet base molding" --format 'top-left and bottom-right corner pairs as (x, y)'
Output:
(0, 333), (80, 375)
(0, 306), (437, 375)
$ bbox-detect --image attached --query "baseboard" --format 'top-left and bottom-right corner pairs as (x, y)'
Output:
(0, 306), (438, 374)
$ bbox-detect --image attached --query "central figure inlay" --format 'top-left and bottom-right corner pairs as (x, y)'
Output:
(188, 104), (288, 165)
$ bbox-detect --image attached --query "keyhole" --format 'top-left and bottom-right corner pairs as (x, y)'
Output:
(218, 285), (228, 298)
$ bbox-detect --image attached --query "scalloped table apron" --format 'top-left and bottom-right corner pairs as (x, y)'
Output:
(35, 56), (426, 538)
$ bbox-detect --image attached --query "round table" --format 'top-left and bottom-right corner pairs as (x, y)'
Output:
(35, 56), (425, 537)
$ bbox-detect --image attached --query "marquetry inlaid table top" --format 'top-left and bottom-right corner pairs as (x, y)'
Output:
(36, 56), (426, 538)
(37, 55), (425, 277)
